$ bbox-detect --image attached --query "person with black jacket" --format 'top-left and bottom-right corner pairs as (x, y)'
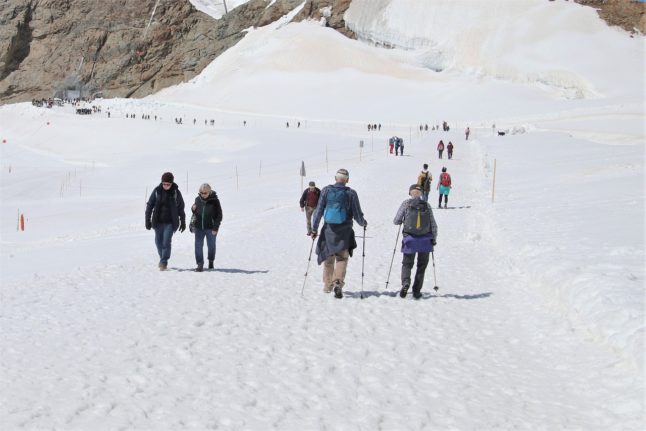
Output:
(299, 181), (321, 235)
(145, 172), (186, 271)
(190, 183), (223, 272)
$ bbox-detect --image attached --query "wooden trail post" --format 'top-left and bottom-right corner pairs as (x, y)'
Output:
(300, 161), (306, 192)
(359, 140), (364, 161)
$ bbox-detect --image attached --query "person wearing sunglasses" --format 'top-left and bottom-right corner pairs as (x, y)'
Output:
(145, 172), (186, 271)
(190, 183), (222, 272)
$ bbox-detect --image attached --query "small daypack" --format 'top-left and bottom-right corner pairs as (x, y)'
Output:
(403, 200), (431, 235)
(421, 172), (431, 190)
(323, 187), (348, 224)
(440, 173), (451, 187)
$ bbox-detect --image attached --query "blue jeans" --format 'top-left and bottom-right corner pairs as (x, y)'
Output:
(154, 223), (174, 265)
(194, 229), (217, 265)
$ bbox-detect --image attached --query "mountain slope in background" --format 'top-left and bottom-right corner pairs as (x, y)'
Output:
(0, 0), (643, 104)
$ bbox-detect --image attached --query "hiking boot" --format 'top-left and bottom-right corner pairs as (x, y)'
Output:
(399, 284), (410, 298)
(333, 280), (343, 299)
(413, 288), (422, 299)
(208, 260), (214, 269)
(159, 263), (167, 271)
(196, 263), (203, 272)
(443, 203), (447, 209)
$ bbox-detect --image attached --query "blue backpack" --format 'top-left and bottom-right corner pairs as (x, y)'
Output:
(323, 187), (348, 224)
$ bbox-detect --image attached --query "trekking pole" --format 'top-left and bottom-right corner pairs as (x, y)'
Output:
(385, 224), (402, 290)
(301, 237), (316, 296)
(431, 251), (439, 292)
(360, 225), (366, 299)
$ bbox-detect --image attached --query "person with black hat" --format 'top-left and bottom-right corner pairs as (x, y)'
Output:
(145, 172), (186, 271)
(393, 184), (438, 299)
(311, 168), (367, 299)
(299, 181), (321, 235)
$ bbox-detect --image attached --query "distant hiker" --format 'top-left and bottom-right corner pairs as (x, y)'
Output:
(420, 125), (423, 132)
(145, 172), (186, 271)
(465, 126), (470, 140)
(193, 118), (196, 125)
(300, 181), (321, 235)
(378, 123), (381, 131)
(311, 168), (367, 299)
(243, 120), (247, 127)
(190, 183), (223, 272)
(447, 141), (454, 159)
(425, 124), (428, 131)
(417, 163), (432, 202)
(286, 122), (289, 128)
(399, 138), (405, 156)
(437, 167), (452, 209)
(368, 124), (372, 131)
(393, 184), (438, 299)
(437, 140), (445, 159)
(298, 121), (301, 128)
(395, 138), (401, 156)
(388, 137), (394, 154)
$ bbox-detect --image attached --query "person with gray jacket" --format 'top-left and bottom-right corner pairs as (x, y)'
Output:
(393, 184), (438, 299)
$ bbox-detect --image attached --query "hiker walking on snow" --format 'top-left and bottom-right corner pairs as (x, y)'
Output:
(437, 140), (445, 159)
(300, 181), (321, 235)
(447, 141), (454, 159)
(437, 167), (452, 209)
(465, 126), (470, 140)
(388, 137), (394, 154)
(399, 138), (405, 156)
(190, 183), (222, 272)
(145, 172), (186, 271)
(417, 163), (432, 202)
(311, 168), (368, 299)
(395, 138), (401, 156)
(393, 184), (438, 299)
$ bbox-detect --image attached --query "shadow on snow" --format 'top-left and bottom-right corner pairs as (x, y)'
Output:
(342, 291), (493, 300)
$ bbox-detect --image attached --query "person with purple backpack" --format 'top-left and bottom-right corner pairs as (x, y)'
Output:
(393, 184), (438, 299)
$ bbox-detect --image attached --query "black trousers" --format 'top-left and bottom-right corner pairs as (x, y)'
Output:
(401, 252), (430, 292)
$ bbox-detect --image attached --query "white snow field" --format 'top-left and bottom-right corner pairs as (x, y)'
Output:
(1, 0), (644, 429)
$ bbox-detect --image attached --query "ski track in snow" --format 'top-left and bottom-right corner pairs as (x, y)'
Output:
(1, 127), (642, 429)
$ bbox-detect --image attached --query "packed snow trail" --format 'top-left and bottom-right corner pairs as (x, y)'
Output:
(1, 124), (641, 429)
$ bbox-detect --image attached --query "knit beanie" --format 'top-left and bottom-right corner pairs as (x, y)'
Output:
(409, 184), (422, 193)
(161, 172), (174, 183)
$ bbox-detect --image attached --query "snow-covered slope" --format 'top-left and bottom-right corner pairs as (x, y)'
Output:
(345, 0), (643, 100)
(0, 1), (643, 429)
(189, 0), (253, 19)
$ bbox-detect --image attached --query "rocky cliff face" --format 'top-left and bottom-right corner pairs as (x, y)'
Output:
(0, 0), (353, 104)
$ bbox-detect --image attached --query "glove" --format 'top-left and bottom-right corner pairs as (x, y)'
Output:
(179, 221), (186, 233)
(145, 220), (152, 230)
(432, 239), (437, 246)
(363, 220), (368, 228)
(311, 231), (317, 239)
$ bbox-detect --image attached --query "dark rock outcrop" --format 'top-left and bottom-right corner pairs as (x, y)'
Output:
(0, 0), (352, 104)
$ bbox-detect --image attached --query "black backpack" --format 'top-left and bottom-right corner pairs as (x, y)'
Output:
(403, 200), (431, 235)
